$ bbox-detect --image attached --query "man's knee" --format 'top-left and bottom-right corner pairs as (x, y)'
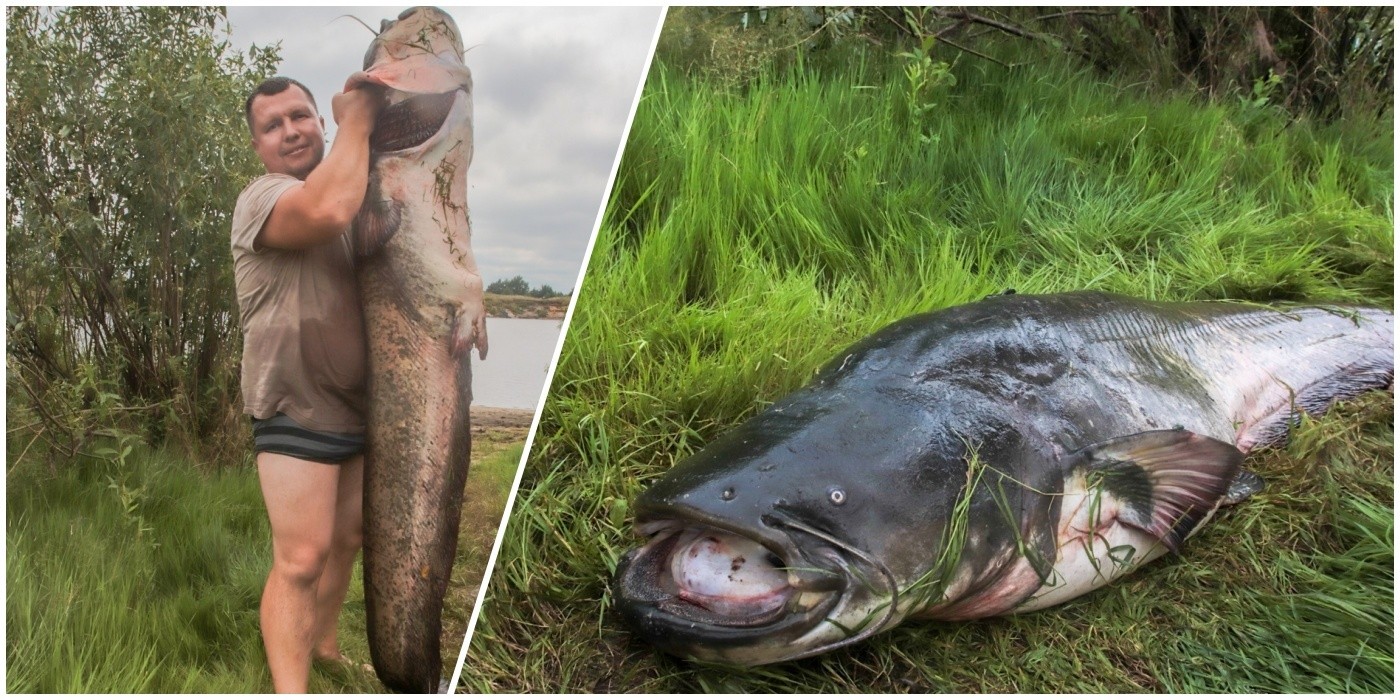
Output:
(272, 541), (333, 586)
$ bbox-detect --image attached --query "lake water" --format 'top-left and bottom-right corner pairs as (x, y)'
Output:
(471, 317), (563, 410)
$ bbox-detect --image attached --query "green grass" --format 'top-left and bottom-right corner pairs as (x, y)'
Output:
(6, 425), (524, 692)
(445, 435), (527, 679)
(462, 47), (1393, 693)
(5, 445), (326, 693)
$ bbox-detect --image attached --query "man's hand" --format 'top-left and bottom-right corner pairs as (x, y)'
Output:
(332, 86), (384, 134)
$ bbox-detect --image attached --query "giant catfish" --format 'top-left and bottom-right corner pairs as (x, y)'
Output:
(345, 6), (487, 692)
(614, 291), (1393, 665)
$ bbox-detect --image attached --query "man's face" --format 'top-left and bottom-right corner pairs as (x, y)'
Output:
(248, 86), (326, 179)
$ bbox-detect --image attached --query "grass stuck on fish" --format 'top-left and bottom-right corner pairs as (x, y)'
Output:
(463, 40), (1393, 693)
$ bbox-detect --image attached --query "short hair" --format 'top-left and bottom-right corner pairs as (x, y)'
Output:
(244, 76), (317, 133)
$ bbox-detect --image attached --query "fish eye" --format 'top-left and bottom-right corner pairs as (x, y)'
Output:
(721, 487), (735, 501)
(828, 488), (846, 506)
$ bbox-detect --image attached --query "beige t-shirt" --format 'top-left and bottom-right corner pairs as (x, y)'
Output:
(231, 173), (367, 432)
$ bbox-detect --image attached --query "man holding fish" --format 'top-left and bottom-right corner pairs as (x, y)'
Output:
(230, 74), (382, 692)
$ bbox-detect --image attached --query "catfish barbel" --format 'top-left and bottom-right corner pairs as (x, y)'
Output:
(346, 6), (486, 692)
(615, 291), (1393, 665)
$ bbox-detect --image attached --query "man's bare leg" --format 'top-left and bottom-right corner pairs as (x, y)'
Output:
(311, 454), (364, 663)
(259, 453), (341, 693)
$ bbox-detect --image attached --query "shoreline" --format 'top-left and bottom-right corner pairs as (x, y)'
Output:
(484, 293), (568, 320)
(471, 405), (535, 430)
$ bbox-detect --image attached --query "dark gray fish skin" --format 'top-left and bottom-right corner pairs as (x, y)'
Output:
(615, 291), (1393, 666)
(349, 6), (486, 693)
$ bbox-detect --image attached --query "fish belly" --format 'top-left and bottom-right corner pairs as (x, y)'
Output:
(360, 266), (473, 693)
(1017, 474), (1169, 612)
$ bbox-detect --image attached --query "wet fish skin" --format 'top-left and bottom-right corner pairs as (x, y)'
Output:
(615, 291), (1393, 666)
(348, 6), (485, 692)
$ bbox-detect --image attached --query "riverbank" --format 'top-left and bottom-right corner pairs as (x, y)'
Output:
(484, 293), (568, 320)
(471, 406), (534, 434)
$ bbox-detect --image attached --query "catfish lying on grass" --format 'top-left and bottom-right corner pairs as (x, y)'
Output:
(615, 291), (1393, 665)
(346, 6), (486, 692)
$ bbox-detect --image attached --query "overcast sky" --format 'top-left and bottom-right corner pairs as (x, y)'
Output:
(225, 6), (662, 292)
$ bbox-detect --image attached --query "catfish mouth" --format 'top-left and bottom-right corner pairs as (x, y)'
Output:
(369, 90), (461, 153)
(615, 514), (849, 655)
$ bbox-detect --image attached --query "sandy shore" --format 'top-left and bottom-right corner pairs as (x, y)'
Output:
(471, 405), (535, 431)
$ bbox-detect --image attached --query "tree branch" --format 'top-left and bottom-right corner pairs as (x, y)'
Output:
(939, 10), (1042, 42)
(938, 35), (1017, 69)
(1034, 10), (1120, 24)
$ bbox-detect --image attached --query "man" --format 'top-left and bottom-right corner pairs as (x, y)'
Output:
(230, 76), (381, 693)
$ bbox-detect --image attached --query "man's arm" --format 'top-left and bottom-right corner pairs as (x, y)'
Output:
(257, 88), (381, 250)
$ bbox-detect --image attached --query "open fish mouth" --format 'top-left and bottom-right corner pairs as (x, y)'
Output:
(370, 90), (462, 153)
(615, 516), (854, 656)
(640, 525), (797, 626)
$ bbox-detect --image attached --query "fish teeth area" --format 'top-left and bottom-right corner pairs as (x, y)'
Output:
(672, 530), (788, 604)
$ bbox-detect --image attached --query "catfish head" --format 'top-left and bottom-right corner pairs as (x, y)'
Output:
(349, 6), (473, 156)
(347, 6), (487, 360)
(614, 326), (1000, 666)
(345, 6), (475, 258)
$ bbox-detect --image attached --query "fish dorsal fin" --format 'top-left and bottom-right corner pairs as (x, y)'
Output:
(1069, 429), (1244, 553)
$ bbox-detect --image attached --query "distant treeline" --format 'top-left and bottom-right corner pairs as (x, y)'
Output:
(486, 275), (569, 299)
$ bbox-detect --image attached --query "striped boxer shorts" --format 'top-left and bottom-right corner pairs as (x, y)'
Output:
(250, 413), (366, 464)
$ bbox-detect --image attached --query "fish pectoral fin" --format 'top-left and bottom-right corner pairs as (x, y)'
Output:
(1222, 469), (1265, 506)
(352, 194), (403, 259)
(1070, 429), (1244, 554)
(450, 303), (488, 359)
